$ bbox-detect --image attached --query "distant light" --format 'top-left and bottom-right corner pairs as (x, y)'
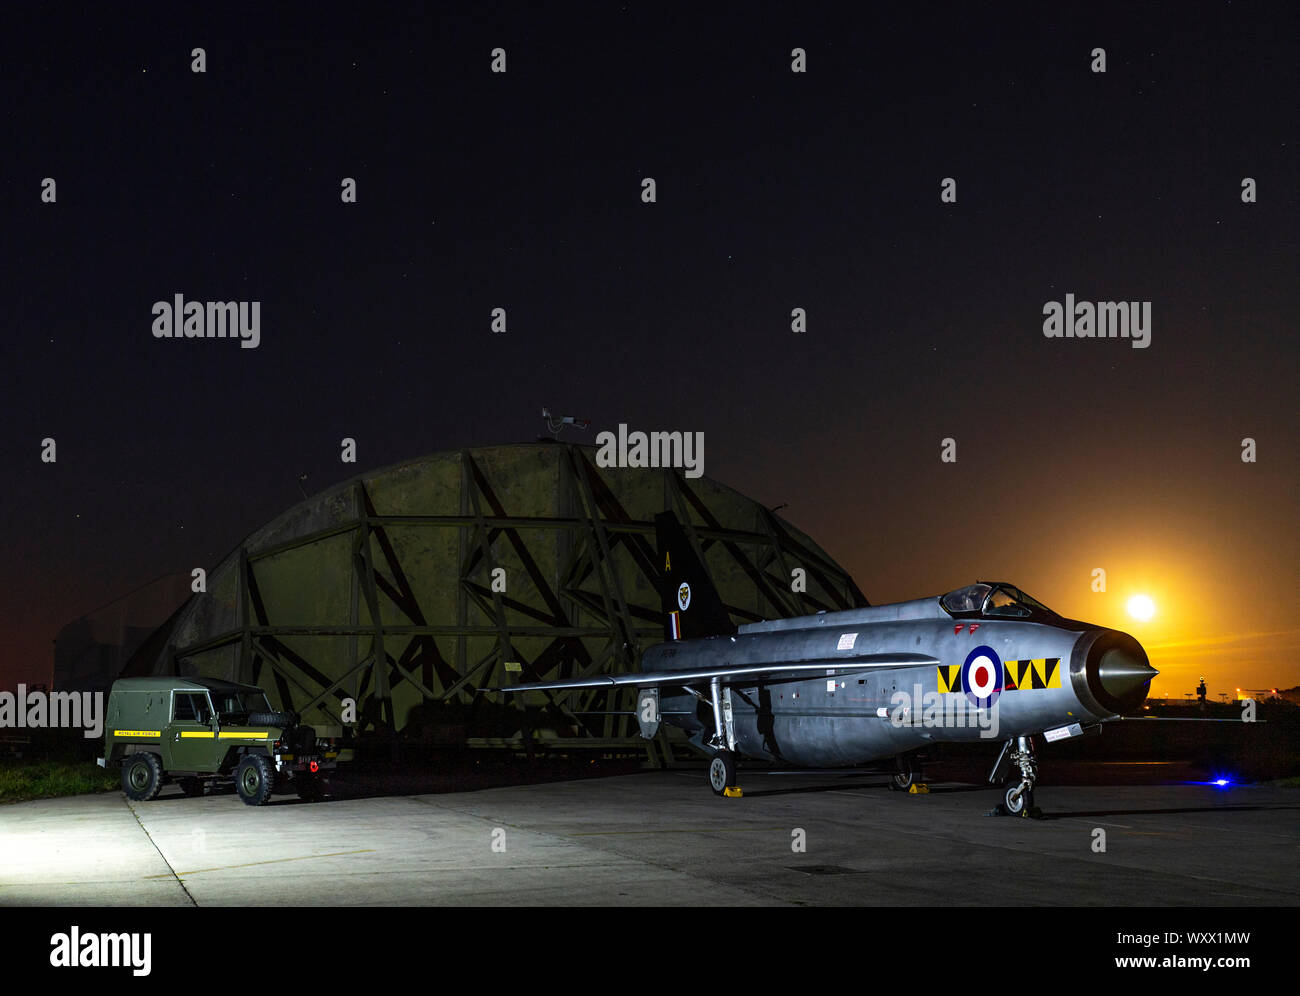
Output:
(1127, 594), (1156, 622)
(1181, 777), (1237, 789)
(1209, 775), (1235, 789)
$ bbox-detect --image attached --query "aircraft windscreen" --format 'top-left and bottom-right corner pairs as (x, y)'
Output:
(1006, 586), (1053, 615)
(983, 588), (1031, 617)
(982, 585), (1056, 620)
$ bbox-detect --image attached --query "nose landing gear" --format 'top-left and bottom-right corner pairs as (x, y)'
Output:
(991, 735), (1042, 818)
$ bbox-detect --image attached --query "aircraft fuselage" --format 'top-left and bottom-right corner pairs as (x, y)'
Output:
(649, 596), (1151, 767)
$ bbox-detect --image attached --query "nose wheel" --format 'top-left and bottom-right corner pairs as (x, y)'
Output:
(1003, 780), (1035, 816)
(991, 735), (1042, 818)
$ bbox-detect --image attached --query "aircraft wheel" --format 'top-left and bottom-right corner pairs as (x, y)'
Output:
(1004, 782), (1033, 817)
(708, 751), (737, 795)
(889, 765), (916, 791)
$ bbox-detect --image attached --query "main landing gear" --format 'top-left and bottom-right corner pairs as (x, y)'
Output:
(705, 676), (743, 798)
(708, 751), (739, 796)
(991, 735), (1042, 818)
(888, 753), (925, 792)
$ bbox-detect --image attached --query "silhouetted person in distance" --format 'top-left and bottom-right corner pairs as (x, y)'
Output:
(1197, 677), (1207, 713)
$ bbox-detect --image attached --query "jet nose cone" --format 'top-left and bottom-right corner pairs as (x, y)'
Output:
(1098, 648), (1158, 699)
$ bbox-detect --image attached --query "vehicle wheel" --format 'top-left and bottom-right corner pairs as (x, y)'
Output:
(121, 753), (164, 802)
(236, 755), (275, 806)
(708, 751), (737, 795)
(179, 777), (207, 798)
(1004, 781), (1033, 816)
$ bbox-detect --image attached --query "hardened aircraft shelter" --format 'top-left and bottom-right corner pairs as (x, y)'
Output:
(125, 442), (867, 758)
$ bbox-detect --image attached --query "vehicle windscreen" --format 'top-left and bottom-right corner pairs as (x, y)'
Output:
(212, 690), (272, 718)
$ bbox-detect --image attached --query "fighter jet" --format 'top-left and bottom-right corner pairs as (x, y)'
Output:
(496, 512), (1157, 816)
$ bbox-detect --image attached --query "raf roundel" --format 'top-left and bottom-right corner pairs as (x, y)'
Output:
(961, 645), (1003, 709)
(677, 582), (692, 612)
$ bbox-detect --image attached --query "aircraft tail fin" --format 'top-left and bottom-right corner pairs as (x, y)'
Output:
(654, 511), (735, 641)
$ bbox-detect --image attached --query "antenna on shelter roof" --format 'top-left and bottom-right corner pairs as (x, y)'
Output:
(542, 407), (591, 438)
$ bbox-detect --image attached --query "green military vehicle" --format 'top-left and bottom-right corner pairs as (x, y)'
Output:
(99, 676), (339, 805)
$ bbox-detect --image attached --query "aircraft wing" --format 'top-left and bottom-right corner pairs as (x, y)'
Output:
(486, 653), (939, 693)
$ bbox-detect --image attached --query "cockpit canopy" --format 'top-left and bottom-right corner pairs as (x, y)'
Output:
(940, 582), (1057, 621)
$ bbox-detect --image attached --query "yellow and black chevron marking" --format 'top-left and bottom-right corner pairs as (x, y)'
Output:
(937, 664), (961, 693)
(936, 659), (1061, 692)
(1004, 658), (1062, 690)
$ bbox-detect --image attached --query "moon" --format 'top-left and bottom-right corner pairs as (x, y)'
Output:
(1127, 594), (1156, 622)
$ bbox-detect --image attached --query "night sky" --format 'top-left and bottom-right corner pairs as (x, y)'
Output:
(3, 2), (1297, 702)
